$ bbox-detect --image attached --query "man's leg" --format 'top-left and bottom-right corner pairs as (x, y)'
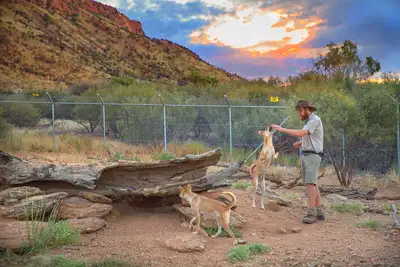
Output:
(307, 184), (318, 208)
(302, 154), (320, 224)
(316, 183), (325, 220)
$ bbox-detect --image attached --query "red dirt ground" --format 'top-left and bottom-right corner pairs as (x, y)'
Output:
(53, 187), (400, 267)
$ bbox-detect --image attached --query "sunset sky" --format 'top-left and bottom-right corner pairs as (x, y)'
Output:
(97, 0), (400, 79)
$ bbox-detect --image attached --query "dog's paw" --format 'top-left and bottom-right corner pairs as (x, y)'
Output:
(252, 203), (256, 208)
(260, 206), (265, 210)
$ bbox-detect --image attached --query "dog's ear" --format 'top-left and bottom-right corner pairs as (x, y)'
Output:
(179, 186), (185, 193)
(187, 184), (191, 191)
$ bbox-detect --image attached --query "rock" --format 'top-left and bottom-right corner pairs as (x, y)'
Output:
(0, 186), (44, 205)
(278, 228), (287, 234)
(374, 186), (400, 200)
(164, 232), (207, 252)
(324, 194), (349, 202)
(173, 204), (245, 229)
(290, 227), (302, 233)
(0, 220), (48, 249)
(66, 217), (106, 234)
(58, 196), (113, 219)
(3, 192), (68, 220)
(78, 192), (112, 204)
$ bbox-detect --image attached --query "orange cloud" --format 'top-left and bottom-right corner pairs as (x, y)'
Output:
(190, 5), (324, 58)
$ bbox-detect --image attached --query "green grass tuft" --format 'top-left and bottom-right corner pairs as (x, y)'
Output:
(227, 243), (272, 264)
(356, 220), (381, 229)
(151, 151), (176, 161)
(111, 152), (141, 162)
(330, 203), (363, 216)
(22, 201), (80, 255)
(231, 181), (252, 190)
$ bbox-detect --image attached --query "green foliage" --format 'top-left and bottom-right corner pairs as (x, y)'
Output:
(314, 40), (381, 82)
(110, 152), (141, 162)
(72, 104), (101, 133)
(0, 107), (11, 138)
(151, 151), (176, 161)
(204, 227), (243, 238)
(0, 102), (41, 127)
(356, 220), (381, 229)
(227, 243), (272, 263)
(22, 202), (80, 255)
(330, 203), (363, 215)
(231, 181), (252, 190)
(188, 70), (218, 87)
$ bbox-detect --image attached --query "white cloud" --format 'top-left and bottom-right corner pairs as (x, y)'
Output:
(167, 0), (235, 11)
(96, 0), (124, 9)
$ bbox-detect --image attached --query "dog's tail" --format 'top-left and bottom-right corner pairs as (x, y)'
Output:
(220, 191), (237, 210)
(249, 163), (257, 177)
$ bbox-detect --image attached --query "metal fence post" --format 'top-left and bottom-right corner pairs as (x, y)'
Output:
(397, 104), (400, 176)
(342, 128), (346, 168)
(159, 94), (167, 152)
(224, 95), (233, 162)
(97, 94), (106, 154)
(46, 92), (56, 152)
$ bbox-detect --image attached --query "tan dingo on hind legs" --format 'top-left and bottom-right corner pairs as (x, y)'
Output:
(179, 184), (238, 245)
(249, 126), (279, 210)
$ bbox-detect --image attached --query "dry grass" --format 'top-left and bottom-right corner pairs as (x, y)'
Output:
(352, 169), (400, 187)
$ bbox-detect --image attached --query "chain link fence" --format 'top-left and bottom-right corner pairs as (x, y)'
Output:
(0, 93), (398, 176)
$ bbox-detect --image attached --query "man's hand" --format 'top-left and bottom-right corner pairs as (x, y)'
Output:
(293, 141), (301, 148)
(271, 124), (283, 132)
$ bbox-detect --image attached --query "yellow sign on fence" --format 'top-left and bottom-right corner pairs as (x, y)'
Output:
(270, 96), (279, 103)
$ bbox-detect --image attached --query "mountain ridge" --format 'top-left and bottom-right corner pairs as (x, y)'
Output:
(0, 0), (241, 91)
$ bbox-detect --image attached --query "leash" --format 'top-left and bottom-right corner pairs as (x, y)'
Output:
(244, 116), (291, 163)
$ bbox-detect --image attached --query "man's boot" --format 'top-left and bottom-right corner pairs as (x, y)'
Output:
(302, 206), (317, 224)
(316, 206), (326, 221)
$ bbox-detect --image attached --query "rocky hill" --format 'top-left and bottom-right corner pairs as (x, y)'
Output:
(0, 0), (241, 90)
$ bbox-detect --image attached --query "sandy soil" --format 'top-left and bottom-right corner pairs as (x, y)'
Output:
(52, 186), (400, 267)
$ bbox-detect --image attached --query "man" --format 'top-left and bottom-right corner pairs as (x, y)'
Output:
(271, 100), (325, 224)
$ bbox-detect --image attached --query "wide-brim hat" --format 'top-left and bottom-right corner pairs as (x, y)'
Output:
(295, 100), (317, 111)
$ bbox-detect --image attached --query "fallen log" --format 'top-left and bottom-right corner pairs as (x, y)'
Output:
(319, 186), (377, 200)
(0, 149), (243, 198)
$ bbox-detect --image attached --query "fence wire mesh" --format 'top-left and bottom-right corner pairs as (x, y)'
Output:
(0, 94), (398, 176)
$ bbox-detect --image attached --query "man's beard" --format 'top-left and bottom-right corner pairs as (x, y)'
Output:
(300, 113), (310, 121)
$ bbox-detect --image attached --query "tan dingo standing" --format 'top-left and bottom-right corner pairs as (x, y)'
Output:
(249, 126), (279, 209)
(179, 184), (238, 245)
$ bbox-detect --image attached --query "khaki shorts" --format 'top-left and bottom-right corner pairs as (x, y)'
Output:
(301, 153), (321, 185)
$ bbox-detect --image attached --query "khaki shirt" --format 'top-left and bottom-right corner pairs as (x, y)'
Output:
(301, 113), (324, 153)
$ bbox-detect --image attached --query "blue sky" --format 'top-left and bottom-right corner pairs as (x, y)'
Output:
(97, 0), (400, 79)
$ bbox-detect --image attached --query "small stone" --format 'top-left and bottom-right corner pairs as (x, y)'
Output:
(278, 228), (287, 234)
(290, 227), (302, 233)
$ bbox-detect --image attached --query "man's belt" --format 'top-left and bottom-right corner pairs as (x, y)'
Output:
(302, 150), (324, 157)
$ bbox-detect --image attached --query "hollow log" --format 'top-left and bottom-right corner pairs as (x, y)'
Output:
(0, 149), (244, 198)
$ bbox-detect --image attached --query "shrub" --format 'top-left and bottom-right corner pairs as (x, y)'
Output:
(151, 151), (176, 161)
(1, 103), (41, 127)
(227, 243), (271, 263)
(356, 220), (381, 229)
(231, 182), (252, 190)
(330, 203), (363, 215)
(0, 107), (10, 138)
(23, 202), (80, 255)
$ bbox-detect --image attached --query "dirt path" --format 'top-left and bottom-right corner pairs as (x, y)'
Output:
(52, 187), (400, 267)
